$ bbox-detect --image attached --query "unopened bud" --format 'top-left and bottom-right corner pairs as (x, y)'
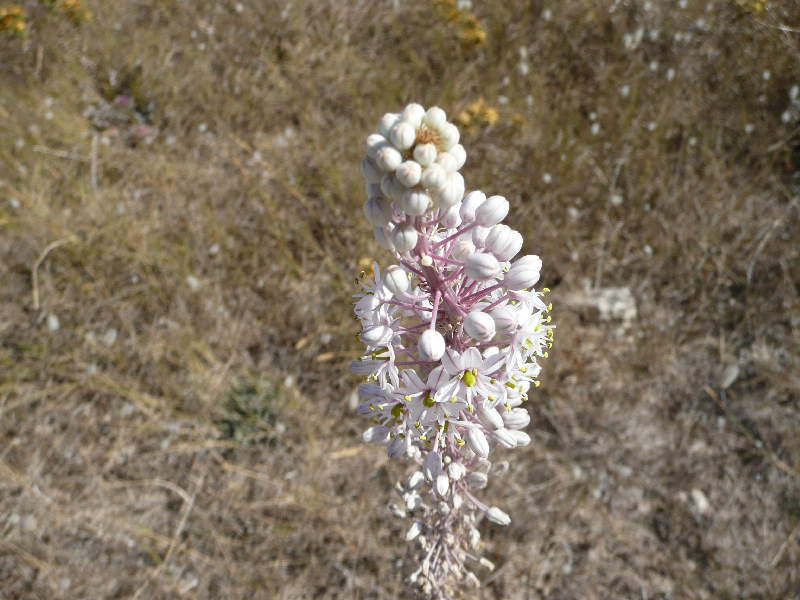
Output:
(390, 121), (416, 150)
(465, 252), (501, 281)
(361, 156), (383, 183)
(391, 223), (418, 253)
(418, 329), (445, 361)
(378, 113), (400, 138)
(464, 311), (496, 342)
(466, 427), (490, 458)
(395, 160), (422, 188)
(440, 202), (462, 229)
(504, 255), (542, 290)
(477, 404), (504, 430)
(424, 106), (447, 128)
(435, 171), (465, 208)
(413, 142), (437, 166)
(487, 506), (511, 526)
(384, 265), (410, 295)
(502, 407), (531, 430)
(475, 195), (509, 227)
(363, 197), (392, 227)
(376, 145), (402, 172)
(489, 305), (517, 334)
(401, 103), (426, 129)
(485, 224), (523, 262)
(405, 520), (423, 541)
(493, 428), (518, 448)
(460, 190), (486, 222)
(399, 189), (431, 216)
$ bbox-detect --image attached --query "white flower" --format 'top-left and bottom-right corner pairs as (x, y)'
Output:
(406, 521), (423, 541)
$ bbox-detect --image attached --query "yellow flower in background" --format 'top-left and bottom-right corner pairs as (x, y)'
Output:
(735, 0), (767, 14)
(0, 5), (26, 34)
(456, 98), (499, 129)
(432, 0), (487, 49)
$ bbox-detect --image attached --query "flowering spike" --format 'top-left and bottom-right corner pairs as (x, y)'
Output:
(353, 103), (554, 598)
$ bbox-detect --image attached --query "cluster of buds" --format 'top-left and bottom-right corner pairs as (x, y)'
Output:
(353, 103), (554, 596)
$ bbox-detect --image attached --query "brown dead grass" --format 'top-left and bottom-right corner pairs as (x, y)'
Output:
(1, 1), (799, 598)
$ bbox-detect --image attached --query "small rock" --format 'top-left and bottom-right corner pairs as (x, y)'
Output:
(565, 287), (637, 323)
(47, 313), (60, 332)
(691, 488), (711, 514)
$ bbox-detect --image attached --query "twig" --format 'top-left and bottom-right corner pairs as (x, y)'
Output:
(90, 133), (99, 190)
(32, 235), (78, 310)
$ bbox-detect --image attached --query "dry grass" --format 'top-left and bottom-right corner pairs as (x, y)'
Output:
(1, 1), (799, 598)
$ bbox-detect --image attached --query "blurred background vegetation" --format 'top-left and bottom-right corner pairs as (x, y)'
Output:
(0, 0), (798, 598)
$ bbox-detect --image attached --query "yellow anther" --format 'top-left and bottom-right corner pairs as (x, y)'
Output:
(504, 402), (512, 412)
(534, 380), (541, 387)
(490, 378), (497, 384)
(463, 369), (477, 387)
(450, 396), (458, 403)
(542, 287), (550, 293)
(543, 352), (549, 358)
(423, 393), (435, 407)
(368, 403), (375, 410)
(546, 315), (552, 323)
(467, 404), (474, 413)
(419, 435), (427, 441)
(505, 381), (516, 389)
(457, 439), (466, 447)
(391, 404), (405, 418)
(404, 395), (413, 402)
(547, 303), (553, 311)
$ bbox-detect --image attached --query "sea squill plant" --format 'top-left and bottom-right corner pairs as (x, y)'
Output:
(353, 103), (554, 598)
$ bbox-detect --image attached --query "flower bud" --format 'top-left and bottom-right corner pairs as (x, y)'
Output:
(354, 294), (381, 318)
(451, 238), (475, 261)
(493, 428), (518, 448)
(435, 473), (449, 496)
(360, 156), (382, 183)
(485, 224), (523, 262)
(460, 190), (486, 222)
(471, 225), (490, 247)
(402, 103), (426, 129)
(466, 470), (488, 489)
(366, 133), (388, 158)
(435, 172), (465, 209)
(507, 430), (531, 446)
(487, 506), (511, 526)
(449, 143), (467, 170)
(465, 252), (501, 281)
(361, 324), (393, 346)
(421, 163), (447, 193)
(489, 305), (517, 334)
(376, 145), (402, 172)
(380, 173), (404, 202)
(388, 435), (410, 458)
(477, 404), (504, 430)
(407, 470), (424, 489)
(363, 197), (392, 227)
(405, 520), (423, 541)
(475, 195), (509, 227)
(439, 122), (460, 150)
(423, 450), (443, 481)
(399, 189), (431, 216)
(424, 106), (447, 128)
(464, 311), (496, 342)
(502, 407), (530, 429)
(418, 329), (445, 361)
(504, 254), (542, 290)
(466, 427), (490, 458)
(440, 202), (462, 229)
(378, 113), (400, 138)
(390, 121), (416, 150)
(363, 425), (390, 444)
(395, 160), (422, 187)
(384, 264), (410, 295)
(413, 143), (437, 167)
(436, 151), (458, 173)
(448, 462), (466, 481)
(391, 223), (418, 253)
(374, 225), (394, 251)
